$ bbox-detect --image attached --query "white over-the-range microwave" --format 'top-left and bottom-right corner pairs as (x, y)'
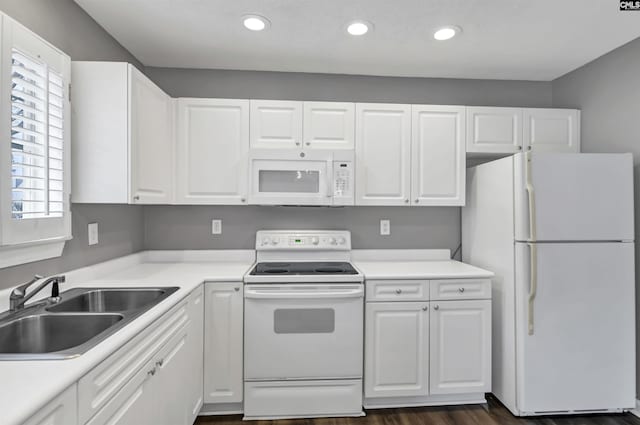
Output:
(248, 149), (354, 206)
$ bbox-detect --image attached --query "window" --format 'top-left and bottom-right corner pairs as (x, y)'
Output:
(11, 49), (65, 219)
(1, 13), (71, 268)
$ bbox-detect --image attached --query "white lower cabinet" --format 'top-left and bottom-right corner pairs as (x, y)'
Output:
(23, 385), (77, 425)
(429, 300), (491, 395)
(364, 279), (491, 406)
(80, 286), (203, 425)
(365, 302), (429, 398)
(204, 282), (244, 404)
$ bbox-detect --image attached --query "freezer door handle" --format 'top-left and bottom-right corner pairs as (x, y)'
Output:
(527, 242), (538, 335)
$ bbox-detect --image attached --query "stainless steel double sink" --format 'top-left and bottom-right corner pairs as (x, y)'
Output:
(0, 287), (178, 360)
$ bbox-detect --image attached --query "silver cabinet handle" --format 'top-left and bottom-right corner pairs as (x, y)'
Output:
(240, 198), (246, 203)
(295, 142), (301, 146)
(148, 367), (157, 376)
(395, 289), (402, 294)
(306, 142), (311, 146)
(133, 195), (140, 201)
(234, 287), (240, 292)
(434, 305), (439, 311)
(458, 287), (465, 293)
(414, 199), (419, 203)
(422, 306), (428, 311)
(405, 199), (409, 204)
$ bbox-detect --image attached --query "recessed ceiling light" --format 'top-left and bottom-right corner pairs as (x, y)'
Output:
(434, 25), (461, 41)
(243, 15), (270, 31)
(347, 20), (371, 36)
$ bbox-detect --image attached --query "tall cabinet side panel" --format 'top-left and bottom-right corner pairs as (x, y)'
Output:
(462, 156), (517, 414)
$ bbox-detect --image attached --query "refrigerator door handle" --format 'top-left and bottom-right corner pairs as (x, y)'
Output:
(527, 242), (538, 335)
(525, 151), (537, 241)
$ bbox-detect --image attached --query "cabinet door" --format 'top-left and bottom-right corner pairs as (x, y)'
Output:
(355, 103), (411, 205)
(430, 300), (491, 395)
(177, 98), (249, 204)
(129, 66), (174, 203)
(85, 360), (156, 425)
(250, 100), (303, 149)
(411, 105), (465, 206)
(364, 302), (429, 398)
(153, 326), (192, 425)
(303, 101), (354, 150)
(523, 108), (580, 153)
(204, 282), (244, 403)
(466, 107), (523, 154)
(185, 286), (205, 421)
(23, 385), (77, 425)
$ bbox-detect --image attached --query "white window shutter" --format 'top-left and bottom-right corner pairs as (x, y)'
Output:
(0, 13), (71, 253)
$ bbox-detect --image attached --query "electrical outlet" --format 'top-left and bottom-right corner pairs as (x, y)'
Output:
(211, 219), (222, 235)
(380, 219), (391, 236)
(88, 222), (99, 245)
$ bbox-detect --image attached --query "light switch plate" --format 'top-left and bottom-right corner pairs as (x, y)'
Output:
(380, 219), (391, 236)
(88, 222), (99, 245)
(211, 219), (222, 235)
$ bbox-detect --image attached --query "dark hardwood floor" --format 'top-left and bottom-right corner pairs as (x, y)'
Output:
(196, 396), (640, 425)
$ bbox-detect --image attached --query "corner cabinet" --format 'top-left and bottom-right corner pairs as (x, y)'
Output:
(71, 62), (174, 204)
(176, 98), (249, 204)
(364, 278), (491, 408)
(204, 282), (244, 406)
(411, 105), (466, 206)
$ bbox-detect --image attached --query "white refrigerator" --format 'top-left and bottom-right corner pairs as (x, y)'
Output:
(462, 152), (635, 416)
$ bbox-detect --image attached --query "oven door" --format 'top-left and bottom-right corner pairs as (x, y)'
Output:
(244, 284), (364, 380)
(248, 150), (333, 205)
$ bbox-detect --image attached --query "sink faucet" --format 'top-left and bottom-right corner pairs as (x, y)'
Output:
(10, 275), (65, 311)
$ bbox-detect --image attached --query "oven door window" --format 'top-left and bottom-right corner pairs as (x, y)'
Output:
(259, 170), (320, 194)
(274, 308), (335, 334)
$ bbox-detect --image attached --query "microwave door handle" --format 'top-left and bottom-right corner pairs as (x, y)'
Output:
(326, 160), (334, 201)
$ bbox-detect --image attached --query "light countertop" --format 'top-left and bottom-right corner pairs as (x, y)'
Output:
(0, 251), (255, 425)
(354, 260), (494, 280)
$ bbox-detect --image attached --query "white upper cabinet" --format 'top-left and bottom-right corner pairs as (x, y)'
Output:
(466, 107), (523, 154)
(303, 102), (355, 150)
(71, 62), (174, 204)
(250, 100), (303, 149)
(523, 108), (580, 153)
(129, 67), (174, 204)
(429, 300), (491, 395)
(411, 105), (466, 206)
(355, 103), (411, 205)
(176, 98), (249, 204)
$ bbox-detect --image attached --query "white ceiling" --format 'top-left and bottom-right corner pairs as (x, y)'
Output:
(75, 0), (640, 81)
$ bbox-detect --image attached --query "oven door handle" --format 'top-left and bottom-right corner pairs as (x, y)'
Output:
(244, 287), (364, 300)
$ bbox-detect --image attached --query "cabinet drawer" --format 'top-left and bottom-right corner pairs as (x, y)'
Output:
(366, 280), (429, 302)
(430, 279), (491, 300)
(78, 299), (189, 424)
(244, 379), (362, 419)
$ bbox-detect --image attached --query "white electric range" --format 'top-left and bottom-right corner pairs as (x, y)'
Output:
(243, 230), (364, 420)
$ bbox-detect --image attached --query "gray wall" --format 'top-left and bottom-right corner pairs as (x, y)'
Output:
(0, 0), (145, 289)
(143, 67), (554, 254)
(144, 206), (460, 251)
(552, 36), (640, 396)
(146, 67), (552, 107)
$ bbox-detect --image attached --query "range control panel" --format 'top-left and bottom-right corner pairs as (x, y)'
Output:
(255, 230), (351, 251)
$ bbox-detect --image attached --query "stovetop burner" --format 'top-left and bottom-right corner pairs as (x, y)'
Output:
(250, 262), (358, 276)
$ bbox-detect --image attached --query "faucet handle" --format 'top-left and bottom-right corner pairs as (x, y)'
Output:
(51, 281), (60, 298)
(10, 274), (43, 298)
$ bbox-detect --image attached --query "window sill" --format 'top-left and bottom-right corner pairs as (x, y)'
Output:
(0, 239), (69, 269)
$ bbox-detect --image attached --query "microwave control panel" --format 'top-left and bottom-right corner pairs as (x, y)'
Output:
(333, 161), (353, 205)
